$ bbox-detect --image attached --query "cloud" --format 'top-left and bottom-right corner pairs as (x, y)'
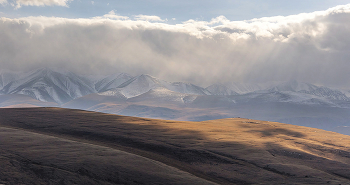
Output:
(0, 0), (7, 5)
(1, 4), (350, 88)
(134, 15), (164, 22)
(14, 0), (72, 8)
(94, 10), (129, 20)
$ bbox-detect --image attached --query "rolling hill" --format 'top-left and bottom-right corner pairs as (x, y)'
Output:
(1, 108), (350, 184)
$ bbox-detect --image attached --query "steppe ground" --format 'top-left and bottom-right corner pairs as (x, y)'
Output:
(1, 107), (350, 184)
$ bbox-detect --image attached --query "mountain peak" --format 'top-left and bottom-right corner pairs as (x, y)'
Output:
(138, 74), (158, 80)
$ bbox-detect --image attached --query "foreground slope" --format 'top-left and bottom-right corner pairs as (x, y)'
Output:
(0, 127), (214, 185)
(0, 108), (350, 184)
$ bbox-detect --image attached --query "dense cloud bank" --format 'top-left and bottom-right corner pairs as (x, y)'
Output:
(0, 4), (350, 87)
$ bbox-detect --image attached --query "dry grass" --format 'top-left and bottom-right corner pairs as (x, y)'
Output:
(1, 107), (350, 184)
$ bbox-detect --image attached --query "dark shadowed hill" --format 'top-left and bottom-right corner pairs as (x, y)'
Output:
(1, 108), (350, 184)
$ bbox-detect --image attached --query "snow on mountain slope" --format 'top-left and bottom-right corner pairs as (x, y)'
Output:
(302, 86), (350, 101)
(205, 83), (238, 95)
(268, 80), (318, 92)
(103, 74), (210, 99)
(228, 82), (264, 94)
(248, 91), (337, 106)
(0, 68), (349, 111)
(0, 70), (18, 90)
(115, 74), (164, 98)
(340, 89), (350, 98)
(97, 89), (127, 98)
(0, 68), (96, 104)
(268, 80), (350, 102)
(95, 73), (133, 92)
(0, 71), (207, 104)
(162, 82), (211, 95)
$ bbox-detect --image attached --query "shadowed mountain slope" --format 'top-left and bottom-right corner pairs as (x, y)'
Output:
(1, 108), (350, 184)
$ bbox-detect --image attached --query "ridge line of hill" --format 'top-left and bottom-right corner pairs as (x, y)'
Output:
(1, 107), (350, 184)
(0, 118), (226, 184)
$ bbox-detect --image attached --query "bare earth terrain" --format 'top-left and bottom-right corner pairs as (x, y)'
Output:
(0, 108), (350, 184)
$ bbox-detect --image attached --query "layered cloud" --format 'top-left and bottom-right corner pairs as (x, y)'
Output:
(1, 4), (350, 88)
(13, 0), (72, 8)
(134, 15), (164, 22)
(94, 10), (129, 20)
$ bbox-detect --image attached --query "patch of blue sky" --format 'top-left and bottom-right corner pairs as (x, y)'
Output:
(1, 0), (350, 23)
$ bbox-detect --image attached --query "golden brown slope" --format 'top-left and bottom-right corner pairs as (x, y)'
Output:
(0, 107), (350, 184)
(0, 127), (216, 185)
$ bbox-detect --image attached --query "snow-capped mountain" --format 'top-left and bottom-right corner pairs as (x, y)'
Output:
(0, 69), (211, 104)
(0, 68), (96, 104)
(0, 68), (349, 107)
(0, 70), (18, 90)
(268, 80), (350, 101)
(95, 73), (133, 92)
(1, 68), (349, 135)
(202, 80), (350, 106)
(101, 74), (211, 99)
(114, 74), (165, 98)
(340, 89), (350, 98)
(268, 80), (318, 92)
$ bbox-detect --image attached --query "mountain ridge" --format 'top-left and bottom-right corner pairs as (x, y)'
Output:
(1, 68), (348, 105)
(1, 68), (350, 136)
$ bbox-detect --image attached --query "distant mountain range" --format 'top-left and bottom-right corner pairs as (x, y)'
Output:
(1, 68), (350, 134)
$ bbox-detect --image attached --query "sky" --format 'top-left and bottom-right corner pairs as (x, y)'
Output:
(1, 0), (350, 88)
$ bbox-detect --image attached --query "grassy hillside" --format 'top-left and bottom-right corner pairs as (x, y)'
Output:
(0, 108), (350, 184)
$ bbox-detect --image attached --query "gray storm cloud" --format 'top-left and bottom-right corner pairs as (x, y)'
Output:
(0, 4), (350, 88)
